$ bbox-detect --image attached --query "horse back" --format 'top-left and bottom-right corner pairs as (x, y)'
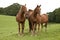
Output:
(41, 14), (48, 23)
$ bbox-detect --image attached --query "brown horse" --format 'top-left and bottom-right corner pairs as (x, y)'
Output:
(40, 14), (48, 32)
(26, 5), (41, 35)
(16, 4), (27, 35)
(34, 14), (48, 32)
(25, 9), (34, 32)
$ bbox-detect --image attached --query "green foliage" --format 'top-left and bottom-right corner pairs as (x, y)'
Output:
(0, 3), (21, 16)
(47, 12), (55, 22)
(47, 8), (60, 23)
(0, 8), (4, 14)
(0, 15), (60, 40)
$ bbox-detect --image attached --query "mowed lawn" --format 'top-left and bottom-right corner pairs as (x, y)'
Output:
(0, 15), (60, 40)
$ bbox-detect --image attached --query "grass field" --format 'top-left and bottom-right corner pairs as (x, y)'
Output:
(0, 15), (60, 40)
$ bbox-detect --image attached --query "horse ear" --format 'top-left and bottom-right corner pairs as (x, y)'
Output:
(37, 5), (38, 7)
(40, 5), (41, 7)
(25, 4), (26, 6)
(37, 5), (41, 7)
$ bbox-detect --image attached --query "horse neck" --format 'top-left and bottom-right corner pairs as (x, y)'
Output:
(21, 11), (25, 18)
(33, 9), (37, 17)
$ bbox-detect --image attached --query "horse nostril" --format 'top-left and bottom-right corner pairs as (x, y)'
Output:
(25, 15), (28, 19)
(26, 17), (28, 19)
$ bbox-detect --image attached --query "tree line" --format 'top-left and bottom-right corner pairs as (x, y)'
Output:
(48, 8), (60, 23)
(0, 3), (20, 16)
(0, 3), (60, 23)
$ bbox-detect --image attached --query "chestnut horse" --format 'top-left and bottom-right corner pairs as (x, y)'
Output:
(33, 14), (48, 32)
(26, 5), (41, 35)
(16, 4), (27, 35)
(25, 9), (34, 32)
(40, 14), (48, 32)
(34, 13), (48, 32)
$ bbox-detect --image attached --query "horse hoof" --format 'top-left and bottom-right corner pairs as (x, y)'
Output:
(20, 33), (24, 36)
(35, 34), (37, 36)
(31, 33), (35, 36)
(18, 33), (20, 36)
(31, 34), (33, 36)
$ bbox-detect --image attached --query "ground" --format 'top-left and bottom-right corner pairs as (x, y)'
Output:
(0, 15), (60, 40)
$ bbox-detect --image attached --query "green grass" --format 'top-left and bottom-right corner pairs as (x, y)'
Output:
(0, 15), (60, 40)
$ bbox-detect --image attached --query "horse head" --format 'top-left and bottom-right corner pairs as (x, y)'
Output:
(20, 4), (27, 17)
(34, 5), (41, 17)
(25, 9), (33, 19)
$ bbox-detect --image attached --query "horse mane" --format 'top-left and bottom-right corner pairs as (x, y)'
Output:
(18, 6), (22, 14)
(29, 9), (33, 11)
(34, 7), (37, 13)
(42, 14), (48, 16)
(33, 7), (38, 17)
(18, 5), (26, 18)
(21, 5), (26, 17)
(28, 9), (33, 13)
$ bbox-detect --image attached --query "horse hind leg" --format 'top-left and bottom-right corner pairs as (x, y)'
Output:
(44, 23), (47, 32)
(41, 23), (43, 32)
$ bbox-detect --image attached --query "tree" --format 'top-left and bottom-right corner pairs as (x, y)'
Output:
(4, 3), (21, 16)
(0, 8), (4, 14)
(0, 3), (21, 16)
(47, 8), (60, 23)
(53, 8), (60, 23)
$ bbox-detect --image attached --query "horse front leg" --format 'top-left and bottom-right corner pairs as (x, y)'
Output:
(18, 22), (20, 34)
(38, 23), (40, 32)
(34, 23), (37, 34)
(45, 23), (47, 32)
(29, 21), (32, 33)
(21, 23), (24, 34)
(31, 23), (34, 36)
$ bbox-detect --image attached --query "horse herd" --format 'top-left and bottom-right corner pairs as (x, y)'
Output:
(16, 4), (48, 36)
